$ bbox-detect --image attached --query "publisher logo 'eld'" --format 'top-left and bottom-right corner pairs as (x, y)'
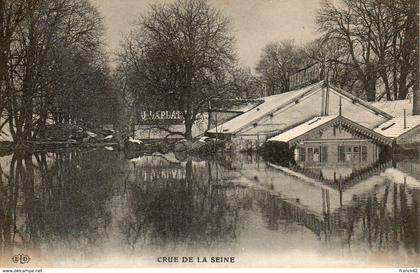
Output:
(11, 254), (31, 264)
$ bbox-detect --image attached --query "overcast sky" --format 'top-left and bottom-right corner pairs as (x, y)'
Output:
(90, 0), (321, 69)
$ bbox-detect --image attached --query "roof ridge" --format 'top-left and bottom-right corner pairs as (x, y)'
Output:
(329, 84), (393, 119)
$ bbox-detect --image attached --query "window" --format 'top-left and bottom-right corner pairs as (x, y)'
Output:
(313, 148), (320, 162)
(307, 148), (314, 162)
(362, 146), (367, 161)
(321, 146), (328, 162)
(298, 147), (306, 162)
(338, 145), (367, 162)
(352, 146), (360, 161)
(345, 146), (352, 161)
(338, 146), (345, 162)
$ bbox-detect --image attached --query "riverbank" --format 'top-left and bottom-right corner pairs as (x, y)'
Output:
(0, 140), (119, 155)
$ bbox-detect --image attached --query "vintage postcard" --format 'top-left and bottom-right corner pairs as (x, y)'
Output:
(0, 0), (419, 271)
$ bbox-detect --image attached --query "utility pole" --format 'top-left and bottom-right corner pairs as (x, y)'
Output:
(321, 59), (330, 116)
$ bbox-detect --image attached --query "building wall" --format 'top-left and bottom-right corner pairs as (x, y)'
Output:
(317, 125), (355, 140)
(296, 141), (379, 164)
(295, 140), (381, 181)
(293, 125), (383, 176)
(134, 114), (208, 139)
(227, 134), (266, 151)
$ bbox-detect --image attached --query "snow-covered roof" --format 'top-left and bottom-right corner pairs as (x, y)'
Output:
(268, 115), (393, 146)
(208, 81), (324, 134)
(371, 99), (413, 117)
(268, 115), (338, 143)
(211, 99), (263, 113)
(233, 101), (262, 112)
(374, 116), (420, 139)
(329, 84), (392, 119)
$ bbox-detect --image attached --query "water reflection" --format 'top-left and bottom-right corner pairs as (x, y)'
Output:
(0, 150), (120, 265)
(0, 148), (419, 266)
(121, 157), (250, 254)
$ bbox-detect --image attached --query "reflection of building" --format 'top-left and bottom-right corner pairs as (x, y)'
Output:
(396, 159), (420, 182)
(218, 153), (419, 254)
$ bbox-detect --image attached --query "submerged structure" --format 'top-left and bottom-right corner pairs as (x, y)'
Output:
(206, 81), (392, 150)
(268, 115), (392, 165)
(204, 71), (420, 151)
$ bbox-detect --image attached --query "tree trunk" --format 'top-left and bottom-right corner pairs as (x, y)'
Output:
(413, 89), (420, 115)
(364, 77), (377, 102)
(362, 62), (377, 102)
(398, 65), (409, 100)
(380, 70), (391, 100)
(184, 118), (193, 140)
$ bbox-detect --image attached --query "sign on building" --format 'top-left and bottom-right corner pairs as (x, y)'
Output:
(137, 110), (184, 125)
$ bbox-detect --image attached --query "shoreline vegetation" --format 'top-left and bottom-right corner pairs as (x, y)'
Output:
(0, 136), (225, 155)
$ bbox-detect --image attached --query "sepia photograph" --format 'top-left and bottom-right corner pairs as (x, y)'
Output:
(0, 0), (419, 270)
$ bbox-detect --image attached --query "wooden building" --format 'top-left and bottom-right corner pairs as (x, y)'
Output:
(371, 98), (420, 148)
(206, 81), (392, 151)
(267, 115), (393, 180)
(373, 115), (420, 148)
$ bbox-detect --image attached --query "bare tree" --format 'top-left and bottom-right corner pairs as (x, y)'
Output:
(0, 0), (34, 132)
(116, 0), (236, 139)
(1, 0), (107, 143)
(316, 0), (379, 101)
(316, 0), (418, 101)
(255, 40), (308, 95)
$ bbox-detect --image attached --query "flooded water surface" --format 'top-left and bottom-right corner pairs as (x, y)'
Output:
(0, 148), (419, 267)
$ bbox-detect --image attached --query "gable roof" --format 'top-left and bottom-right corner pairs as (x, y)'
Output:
(373, 115), (420, 139)
(268, 115), (392, 147)
(207, 81), (324, 135)
(268, 115), (338, 144)
(329, 84), (393, 119)
(207, 82), (393, 136)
